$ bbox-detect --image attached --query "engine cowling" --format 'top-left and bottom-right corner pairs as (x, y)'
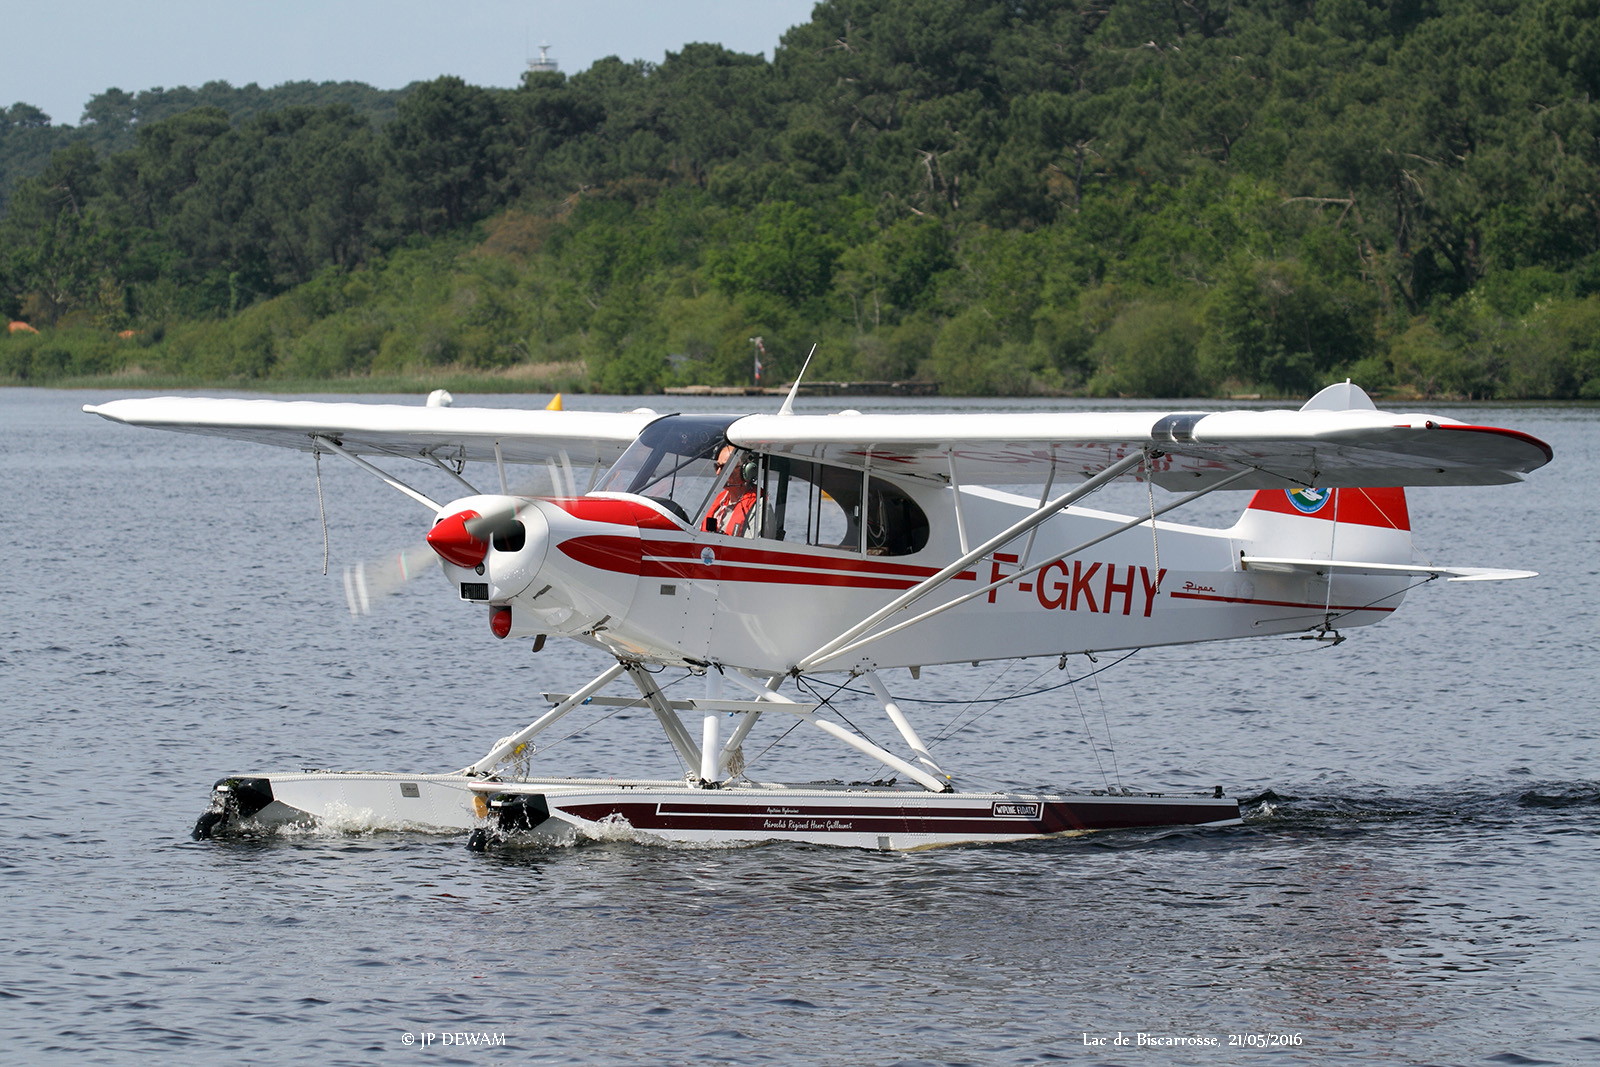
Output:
(428, 495), (645, 641)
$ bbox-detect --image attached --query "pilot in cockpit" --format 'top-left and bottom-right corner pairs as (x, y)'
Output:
(703, 445), (760, 537)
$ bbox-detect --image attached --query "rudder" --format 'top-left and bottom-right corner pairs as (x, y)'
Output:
(1233, 486), (1413, 565)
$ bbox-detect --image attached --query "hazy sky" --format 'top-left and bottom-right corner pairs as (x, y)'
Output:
(1, 0), (821, 126)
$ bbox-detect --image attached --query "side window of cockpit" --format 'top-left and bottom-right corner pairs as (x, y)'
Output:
(761, 460), (927, 556)
(778, 459), (854, 548)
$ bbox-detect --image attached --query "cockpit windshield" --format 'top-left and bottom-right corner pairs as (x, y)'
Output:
(595, 414), (738, 524)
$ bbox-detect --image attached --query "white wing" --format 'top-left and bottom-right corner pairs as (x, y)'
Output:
(728, 404), (1552, 489)
(83, 397), (657, 467)
(85, 385), (1553, 491)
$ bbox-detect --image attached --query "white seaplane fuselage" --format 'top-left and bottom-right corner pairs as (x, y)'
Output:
(454, 486), (1408, 673)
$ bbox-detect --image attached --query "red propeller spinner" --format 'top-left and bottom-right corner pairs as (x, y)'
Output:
(426, 510), (489, 569)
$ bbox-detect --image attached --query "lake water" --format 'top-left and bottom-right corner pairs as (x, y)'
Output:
(3, 386), (1596, 1065)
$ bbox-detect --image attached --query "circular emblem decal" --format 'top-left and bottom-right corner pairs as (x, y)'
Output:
(700, 547), (716, 566)
(1286, 487), (1330, 514)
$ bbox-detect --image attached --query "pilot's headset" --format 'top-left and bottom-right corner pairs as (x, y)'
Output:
(716, 445), (760, 484)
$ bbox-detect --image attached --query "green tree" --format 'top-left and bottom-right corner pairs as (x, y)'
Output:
(0, 143), (130, 324)
(384, 77), (509, 237)
(1198, 258), (1376, 394)
(833, 216), (954, 329)
(164, 106), (383, 308)
(708, 201), (840, 307)
(1087, 300), (1204, 398)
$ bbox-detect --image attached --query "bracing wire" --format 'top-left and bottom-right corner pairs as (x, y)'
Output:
(1276, 573), (1441, 637)
(740, 673), (853, 769)
(927, 659), (1022, 746)
(796, 674), (885, 751)
(804, 648), (1143, 709)
(743, 718), (807, 770)
(314, 448), (330, 576)
(784, 649), (1145, 771)
(1066, 662), (1114, 792)
(1090, 663), (1124, 792)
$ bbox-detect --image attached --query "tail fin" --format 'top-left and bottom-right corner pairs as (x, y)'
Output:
(1233, 485), (1413, 565)
(1227, 486), (1416, 633)
(1233, 382), (1414, 564)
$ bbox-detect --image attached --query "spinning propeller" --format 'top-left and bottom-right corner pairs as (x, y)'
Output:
(341, 542), (438, 616)
(342, 497), (528, 616)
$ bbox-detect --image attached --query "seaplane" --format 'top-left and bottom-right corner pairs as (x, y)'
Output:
(85, 379), (1552, 850)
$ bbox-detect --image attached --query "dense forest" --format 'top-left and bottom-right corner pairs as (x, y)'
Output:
(4, 0), (1600, 398)
(0, 81), (408, 212)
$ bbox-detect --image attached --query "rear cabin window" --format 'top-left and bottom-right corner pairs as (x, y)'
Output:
(748, 455), (929, 556)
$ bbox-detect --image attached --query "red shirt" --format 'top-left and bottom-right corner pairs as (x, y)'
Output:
(704, 486), (758, 535)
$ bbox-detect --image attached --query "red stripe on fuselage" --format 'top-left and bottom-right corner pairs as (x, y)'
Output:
(637, 537), (970, 580)
(546, 497), (682, 530)
(556, 534), (975, 590)
(549, 496), (975, 580)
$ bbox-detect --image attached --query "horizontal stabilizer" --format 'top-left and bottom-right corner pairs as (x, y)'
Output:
(1240, 556), (1537, 582)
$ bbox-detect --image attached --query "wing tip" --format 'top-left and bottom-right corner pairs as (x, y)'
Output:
(1437, 422), (1555, 469)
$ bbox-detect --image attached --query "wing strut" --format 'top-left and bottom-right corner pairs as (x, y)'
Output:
(425, 452), (480, 495)
(809, 467), (1257, 669)
(795, 450), (1151, 672)
(948, 451), (972, 555)
(313, 435), (443, 512)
